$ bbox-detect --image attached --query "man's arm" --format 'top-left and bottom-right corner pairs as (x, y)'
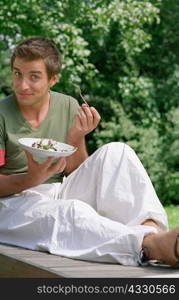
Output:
(0, 173), (34, 197)
(64, 104), (101, 175)
(0, 155), (66, 197)
(64, 137), (88, 175)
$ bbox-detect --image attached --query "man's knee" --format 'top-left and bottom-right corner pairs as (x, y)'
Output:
(99, 141), (125, 154)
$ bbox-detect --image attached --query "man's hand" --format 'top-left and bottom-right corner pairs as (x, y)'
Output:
(67, 104), (101, 145)
(64, 104), (100, 175)
(0, 153), (66, 197)
(25, 151), (66, 186)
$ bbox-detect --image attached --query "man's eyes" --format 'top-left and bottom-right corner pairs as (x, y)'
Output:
(13, 72), (40, 80)
(31, 74), (40, 80)
(14, 71), (21, 77)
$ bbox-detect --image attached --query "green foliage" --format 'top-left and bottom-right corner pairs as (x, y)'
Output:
(0, 0), (178, 204)
(159, 108), (179, 204)
(87, 99), (164, 198)
(165, 205), (179, 230)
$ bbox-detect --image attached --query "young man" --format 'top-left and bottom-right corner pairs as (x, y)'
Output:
(0, 37), (179, 268)
(0, 36), (100, 196)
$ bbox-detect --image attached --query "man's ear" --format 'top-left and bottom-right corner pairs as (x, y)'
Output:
(50, 73), (59, 87)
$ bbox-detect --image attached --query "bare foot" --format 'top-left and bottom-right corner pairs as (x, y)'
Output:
(142, 226), (179, 268)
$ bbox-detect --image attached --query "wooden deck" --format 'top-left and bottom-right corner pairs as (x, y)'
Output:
(0, 243), (179, 278)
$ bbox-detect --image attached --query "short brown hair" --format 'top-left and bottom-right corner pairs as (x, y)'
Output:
(11, 36), (62, 78)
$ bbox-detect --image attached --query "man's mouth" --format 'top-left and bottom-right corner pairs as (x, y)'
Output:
(18, 92), (33, 96)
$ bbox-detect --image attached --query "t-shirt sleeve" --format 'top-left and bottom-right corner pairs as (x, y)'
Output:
(0, 149), (5, 166)
(68, 96), (80, 128)
(0, 117), (5, 167)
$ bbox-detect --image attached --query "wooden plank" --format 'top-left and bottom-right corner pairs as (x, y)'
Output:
(0, 254), (60, 278)
(1, 243), (179, 278)
(0, 243), (60, 278)
(50, 265), (179, 278)
(0, 244), (47, 256)
(22, 257), (103, 268)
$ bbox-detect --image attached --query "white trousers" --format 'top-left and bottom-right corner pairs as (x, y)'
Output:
(0, 142), (168, 266)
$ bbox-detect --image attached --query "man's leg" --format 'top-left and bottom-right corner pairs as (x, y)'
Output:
(60, 142), (179, 266)
(141, 219), (164, 233)
(0, 189), (157, 266)
(61, 142), (168, 229)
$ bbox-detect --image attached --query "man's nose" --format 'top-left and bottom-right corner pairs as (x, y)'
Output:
(20, 78), (30, 89)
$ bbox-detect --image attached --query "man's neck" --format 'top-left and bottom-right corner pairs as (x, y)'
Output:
(17, 92), (51, 128)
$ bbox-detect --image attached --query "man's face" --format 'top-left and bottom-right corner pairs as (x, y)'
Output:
(12, 58), (58, 107)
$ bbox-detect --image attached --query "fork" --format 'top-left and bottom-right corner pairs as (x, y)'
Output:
(74, 84), (89, 106)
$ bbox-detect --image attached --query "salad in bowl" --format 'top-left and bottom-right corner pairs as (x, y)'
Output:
(18, 138), (77, 159)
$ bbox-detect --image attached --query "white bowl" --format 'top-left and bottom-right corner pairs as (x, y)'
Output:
(18, 138), (77, 160)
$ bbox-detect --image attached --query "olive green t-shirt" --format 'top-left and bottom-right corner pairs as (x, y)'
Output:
(0, 91), (79, 183)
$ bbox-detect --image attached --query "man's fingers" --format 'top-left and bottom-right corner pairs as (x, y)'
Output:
(81, 104), (94, 127)
(43, 156), (56, 168)
(49, 157), (66, 173)
(24, 150), (35, 162)
(81, 105), (101, 128)
(90, 106), (101, 127)
(76, 105), (101, 132)
(77, 107), (88, 129)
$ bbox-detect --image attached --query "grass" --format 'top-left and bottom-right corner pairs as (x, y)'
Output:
(165, 204), (179, 230)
